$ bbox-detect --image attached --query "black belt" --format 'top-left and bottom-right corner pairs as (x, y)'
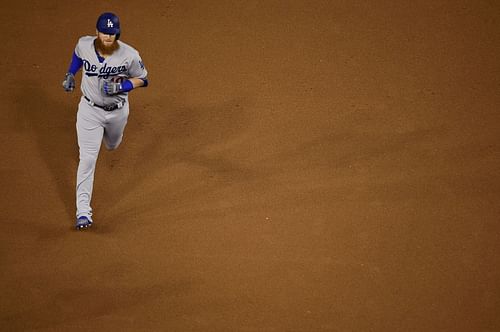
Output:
(84, 96), (124, 112)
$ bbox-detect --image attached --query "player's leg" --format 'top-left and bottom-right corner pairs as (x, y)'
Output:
(76, 100), (105, 220)
(103, 104), (130, 150)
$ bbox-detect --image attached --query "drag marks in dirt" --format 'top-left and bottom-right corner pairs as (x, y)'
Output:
(1, 282), (191, 330)
(95, 94), (255, 229)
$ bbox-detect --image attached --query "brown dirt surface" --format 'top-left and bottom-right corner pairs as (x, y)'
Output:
(1, 1), (499, 331)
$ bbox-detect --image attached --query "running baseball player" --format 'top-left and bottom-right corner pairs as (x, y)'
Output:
(62, 12), (148, 230)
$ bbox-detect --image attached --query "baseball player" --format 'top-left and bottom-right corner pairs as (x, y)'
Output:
(62, 12), (148, 230)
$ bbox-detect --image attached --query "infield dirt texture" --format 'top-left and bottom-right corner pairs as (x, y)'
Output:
(1, 1), (499, 331)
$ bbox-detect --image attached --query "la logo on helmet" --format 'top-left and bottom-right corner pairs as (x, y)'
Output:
(107, 19), (114, 28)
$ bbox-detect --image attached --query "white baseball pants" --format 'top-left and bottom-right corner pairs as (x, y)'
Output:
(75, 97), (129, 220)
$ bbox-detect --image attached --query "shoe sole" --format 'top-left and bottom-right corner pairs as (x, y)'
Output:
(75, 221), (93, 230)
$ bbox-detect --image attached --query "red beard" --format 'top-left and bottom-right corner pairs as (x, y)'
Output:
(95, 38), (119, 55)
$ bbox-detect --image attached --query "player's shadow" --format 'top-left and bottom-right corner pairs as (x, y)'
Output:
(12, 80), (78, 222)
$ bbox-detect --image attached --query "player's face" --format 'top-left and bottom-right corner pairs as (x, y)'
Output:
(97, 32), (116, 47)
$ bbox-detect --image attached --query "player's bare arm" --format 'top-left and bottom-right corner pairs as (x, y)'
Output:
(129, 77), (146, 88)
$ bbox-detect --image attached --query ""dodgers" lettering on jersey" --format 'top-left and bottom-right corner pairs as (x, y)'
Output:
(82, 59), (126, 78)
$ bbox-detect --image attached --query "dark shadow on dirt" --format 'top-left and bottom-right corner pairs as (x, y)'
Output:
(11, 80), (78, 220)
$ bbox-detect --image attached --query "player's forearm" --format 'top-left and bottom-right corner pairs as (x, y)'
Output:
(129, 77), (147, 88)
(106, 77), (148, 95)
(118, 77), (148, 93)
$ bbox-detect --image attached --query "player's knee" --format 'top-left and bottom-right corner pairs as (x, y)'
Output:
(104, 138), (122, 150)
(79, 153), (98, 167)
(104, 142), (120, 151)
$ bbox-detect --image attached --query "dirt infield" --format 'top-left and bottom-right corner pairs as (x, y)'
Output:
(1, 1), (499, 331)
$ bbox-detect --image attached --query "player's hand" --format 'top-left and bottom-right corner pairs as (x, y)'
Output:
(62, 73), (75, 92)
(103, 81), (122, 95)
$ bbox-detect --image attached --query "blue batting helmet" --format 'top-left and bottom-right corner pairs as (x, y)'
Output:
(96, 12), (121, 39)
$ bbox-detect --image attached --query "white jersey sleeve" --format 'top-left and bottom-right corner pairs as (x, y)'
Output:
(128, 51), (148, 80)
(74, 37), (84, 59)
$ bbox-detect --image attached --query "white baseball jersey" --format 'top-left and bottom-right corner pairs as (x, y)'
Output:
(74, 36), (148, 105)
